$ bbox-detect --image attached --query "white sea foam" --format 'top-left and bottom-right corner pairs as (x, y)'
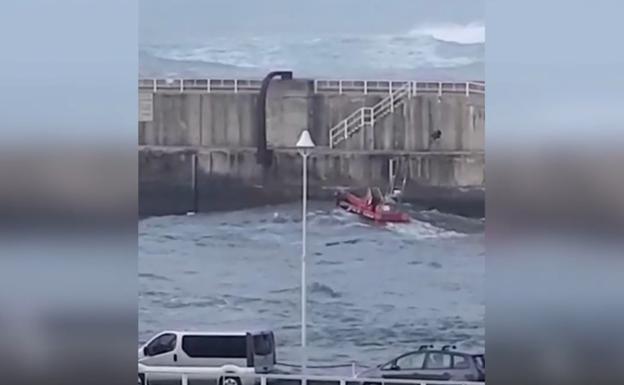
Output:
(140, 23), (484, 79)
(387, 220), (465, 239)
(408, 21), (485, 44)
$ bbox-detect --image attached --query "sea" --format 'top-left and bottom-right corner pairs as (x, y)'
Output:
(139, 202), (484, 371)
(139, 22), (484, 81)
(139, 3), (485, 371)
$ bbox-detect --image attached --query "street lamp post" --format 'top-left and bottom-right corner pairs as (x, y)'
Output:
(295, 130), (315, 376)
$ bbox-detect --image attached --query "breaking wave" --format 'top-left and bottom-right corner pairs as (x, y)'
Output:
(387, 219), (466, 239)
(408, 21), (485, 44)
(139, 22), (484, 80)
(310, 282), (342, 299)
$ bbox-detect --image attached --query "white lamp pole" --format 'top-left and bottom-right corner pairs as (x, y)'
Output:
(295, 129), (315, 375)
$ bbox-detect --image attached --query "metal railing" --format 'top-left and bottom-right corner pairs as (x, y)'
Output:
(138, 78), (485, 96)
(139, 366), (485, 385)
(329, 107), (374, 147)
(138, 78), (264, 93)
(314, 80), (484, 97)
(329, 83), (412, 148)
(372, 83), (410, 118)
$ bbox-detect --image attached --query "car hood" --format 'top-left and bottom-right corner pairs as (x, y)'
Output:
(355, 367), (382, 378)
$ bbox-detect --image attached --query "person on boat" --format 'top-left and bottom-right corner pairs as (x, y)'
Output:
(334, 191), (342, 206)
(365, 188), (382, 211)
(364, 189), (370, 205)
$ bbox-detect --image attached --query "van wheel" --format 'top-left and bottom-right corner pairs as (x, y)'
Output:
(219, 376), (241, 385)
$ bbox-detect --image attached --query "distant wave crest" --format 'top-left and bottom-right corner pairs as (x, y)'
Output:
(408, 21), (485, 44)
(140, 23), (484, 79)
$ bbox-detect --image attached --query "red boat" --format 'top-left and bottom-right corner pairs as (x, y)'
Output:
(336, 187), (410, 223)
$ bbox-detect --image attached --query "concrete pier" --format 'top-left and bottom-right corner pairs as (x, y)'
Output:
(139, 78), (484, 217)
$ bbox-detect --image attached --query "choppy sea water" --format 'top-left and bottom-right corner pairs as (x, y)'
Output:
(140, 22), (484, 80)
(139, 202), (484, 370)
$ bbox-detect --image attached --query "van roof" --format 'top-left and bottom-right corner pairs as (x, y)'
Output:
(159, 329), (272, 337)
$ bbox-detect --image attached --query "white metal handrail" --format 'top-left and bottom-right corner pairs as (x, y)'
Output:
(138, 78), (485, 96)
(372, 84), (410, 117)
(329, 108), (374, 147)
(329, 83), (410, 148)
(140, 365), (485, 385)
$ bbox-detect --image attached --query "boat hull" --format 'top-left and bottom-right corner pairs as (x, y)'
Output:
(337, 192), (410, 223)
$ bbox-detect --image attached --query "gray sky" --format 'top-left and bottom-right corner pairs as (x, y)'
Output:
(140, 0), (485, 44)
(2, 0), (621, 144)
(0, 1), (137, 138)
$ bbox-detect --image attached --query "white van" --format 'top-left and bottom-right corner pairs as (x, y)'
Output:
(138, 330), (276, 385)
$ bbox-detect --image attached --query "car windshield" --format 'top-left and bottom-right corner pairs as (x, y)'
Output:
(474, 354), (485, 368)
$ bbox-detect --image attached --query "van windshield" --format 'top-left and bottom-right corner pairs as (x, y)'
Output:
(253, 333), (273, 355)
(182, 335), (247, 358)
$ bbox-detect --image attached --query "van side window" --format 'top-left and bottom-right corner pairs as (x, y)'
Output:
(145, 333), (176, 356)
(253, 333), (273, 355)
(182, 335), (247, 358)
(453, 354), (470, 369)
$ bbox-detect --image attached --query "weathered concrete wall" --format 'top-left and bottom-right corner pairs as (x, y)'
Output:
(139, 80), (484, 152)
(139, 147), (484, 216)
(311, 93), (484, 151)
(139, 93), (258, 147)
(266, 79), (314, 147)
(139, 148), (195, 215)
(138, 79), (485, 217)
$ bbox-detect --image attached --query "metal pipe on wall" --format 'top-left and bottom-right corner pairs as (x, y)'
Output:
(256, 71), (293, 167)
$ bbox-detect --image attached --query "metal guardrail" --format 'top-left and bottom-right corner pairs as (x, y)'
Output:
(329, 83), (412, 148)
(138, 78), (264, 93)
(138, 78), (485, 96)
(140, 366), (485, 385)
(329, 107), (373, 147)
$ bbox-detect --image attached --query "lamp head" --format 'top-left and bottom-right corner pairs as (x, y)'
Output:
(296, 130), (315, 148)
(296, 130), (315, 156)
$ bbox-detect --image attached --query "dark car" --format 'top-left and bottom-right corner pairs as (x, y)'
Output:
(359, 345), (485, 383)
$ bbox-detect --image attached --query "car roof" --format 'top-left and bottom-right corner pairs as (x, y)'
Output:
(392, 348), (481, 359)
(404, 349), (463, 355)
(378, 348), (482, 368)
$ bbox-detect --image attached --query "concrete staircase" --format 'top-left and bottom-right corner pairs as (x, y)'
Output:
(329, 83), (411, 148)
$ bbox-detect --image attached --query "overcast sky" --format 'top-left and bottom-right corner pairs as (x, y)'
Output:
(140, 0), (485, 44)
(4, 0), (620, 143)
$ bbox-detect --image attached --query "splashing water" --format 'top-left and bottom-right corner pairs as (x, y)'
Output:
(139, 202), (484, 366)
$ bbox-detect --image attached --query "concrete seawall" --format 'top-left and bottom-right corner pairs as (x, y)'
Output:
(139, 78), (484, 217)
